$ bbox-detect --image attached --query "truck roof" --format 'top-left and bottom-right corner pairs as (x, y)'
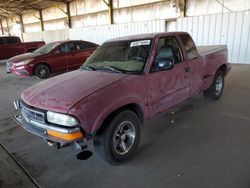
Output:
(106, 31), (189, 42)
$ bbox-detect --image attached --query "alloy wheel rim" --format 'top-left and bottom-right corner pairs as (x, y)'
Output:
(215, 76), (223, 95)
(39, 67), (47, 77)
(112, 121), (136, 155)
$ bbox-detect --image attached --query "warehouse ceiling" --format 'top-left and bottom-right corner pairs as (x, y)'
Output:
(0, 0), (71, 18)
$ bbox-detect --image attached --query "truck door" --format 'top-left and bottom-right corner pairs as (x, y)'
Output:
(147, 36), (191, 117)
(179, 34), (203, 96)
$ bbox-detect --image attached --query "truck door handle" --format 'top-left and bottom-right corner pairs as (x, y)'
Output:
(184, 67), (190, 73)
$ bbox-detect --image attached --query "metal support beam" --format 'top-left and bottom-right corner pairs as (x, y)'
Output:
(39, 10), (44, 31)
(179, 0), (186, 17)
(103, 0), (114, 24)
(0, 19), (4, 35)
(108, 0), (114, 24)
(19, 14), (25, 33)
(6, 18), (10, 36)
(66, 2), (72, 28)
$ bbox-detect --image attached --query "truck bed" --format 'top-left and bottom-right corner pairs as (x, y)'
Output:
(197, 45), (226, 56)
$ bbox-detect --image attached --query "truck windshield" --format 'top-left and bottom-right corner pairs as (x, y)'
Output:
(83, 39), (153, 74)
(34, 42), (61, 55)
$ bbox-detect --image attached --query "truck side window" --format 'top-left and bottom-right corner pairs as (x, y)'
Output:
(78, 41), (97, 49)
(155, 37), (183, 65)
(0, 38), (4, 45)
(179, 34), (198, 60)
(6, 37), (19, 44)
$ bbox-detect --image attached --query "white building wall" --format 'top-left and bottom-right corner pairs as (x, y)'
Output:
(23, 19), (165, 44)
(186, 0), (250, 16)
(174, 10), (250, 64)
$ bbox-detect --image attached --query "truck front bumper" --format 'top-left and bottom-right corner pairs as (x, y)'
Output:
(13, 100), (85, 148)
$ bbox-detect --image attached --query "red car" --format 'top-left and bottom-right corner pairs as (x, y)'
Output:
(7, 40), (98, 79)
(14, 32), (231, 165)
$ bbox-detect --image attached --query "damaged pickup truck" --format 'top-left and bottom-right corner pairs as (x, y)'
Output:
(13, 32), (231, 165)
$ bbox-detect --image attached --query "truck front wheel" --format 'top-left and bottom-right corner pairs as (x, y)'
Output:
(204, 71), (225, 100)
(94, 110), (141, 165)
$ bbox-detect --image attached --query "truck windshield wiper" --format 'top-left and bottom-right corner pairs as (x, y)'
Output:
(96, 65), (123, 74)
(80, 65), (95, 71)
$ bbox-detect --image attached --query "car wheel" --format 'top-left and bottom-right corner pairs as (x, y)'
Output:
(94, 110), (141, 165)
(204, 71), (224, 100)
(34, 64), (50, 79)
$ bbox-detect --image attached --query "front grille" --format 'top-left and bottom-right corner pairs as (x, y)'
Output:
(20, 101), (45, 123)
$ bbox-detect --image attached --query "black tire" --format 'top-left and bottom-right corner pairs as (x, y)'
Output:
(94, 110), (141, 165)
(34, 64), (50, 79)
(204, 71), (225, 100)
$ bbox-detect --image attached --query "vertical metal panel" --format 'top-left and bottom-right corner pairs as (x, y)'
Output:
(176, 10), (250, 64)
(68, 20), (165, 45)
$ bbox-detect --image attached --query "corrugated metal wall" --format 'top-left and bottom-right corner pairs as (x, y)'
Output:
(175, 11), (250, 64)
(23, 20), (165, 44)
(23, 11), (250, 64)
(69, 20), (165, 44)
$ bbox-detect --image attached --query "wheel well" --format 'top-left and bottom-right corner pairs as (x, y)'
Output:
(96, 103), (144, 134)
(217, 64), (227, 75)
(33, 63), (51, 75)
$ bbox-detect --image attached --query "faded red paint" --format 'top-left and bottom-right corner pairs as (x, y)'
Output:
(21, 32), (231, 134)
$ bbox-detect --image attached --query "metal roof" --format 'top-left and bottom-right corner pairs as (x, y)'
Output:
(0, 0), (71, 18)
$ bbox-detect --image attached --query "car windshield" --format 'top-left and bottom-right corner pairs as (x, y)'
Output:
(34, 42), (61, 55)
(83, 39), (153, 74)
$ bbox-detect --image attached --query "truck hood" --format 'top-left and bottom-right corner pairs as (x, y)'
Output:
(21, 70), (127, 113)
(9, 52), (41, 63)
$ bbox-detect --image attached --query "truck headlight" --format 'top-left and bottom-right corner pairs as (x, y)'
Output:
(15, 59), (32, 67)
(47, 111), (78, 127)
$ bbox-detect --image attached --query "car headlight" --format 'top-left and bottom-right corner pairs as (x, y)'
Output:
(15, 59), (32, 67)
(47, 111), (78, 127)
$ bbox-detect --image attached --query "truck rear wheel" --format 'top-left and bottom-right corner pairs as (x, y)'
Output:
(94, 110), (141, 165)
(204, 71), (224, 100)
(34, 64), (50, 79)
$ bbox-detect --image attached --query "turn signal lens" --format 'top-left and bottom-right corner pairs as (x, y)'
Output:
(47, 130), (83, 141)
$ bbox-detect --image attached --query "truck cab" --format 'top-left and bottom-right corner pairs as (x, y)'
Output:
(0, 36), (45, 62)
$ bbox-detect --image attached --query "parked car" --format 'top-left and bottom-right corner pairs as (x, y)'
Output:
(7, 40), (99, 79)
(13, 32), (231, 165)
(0, 36), (45, 62)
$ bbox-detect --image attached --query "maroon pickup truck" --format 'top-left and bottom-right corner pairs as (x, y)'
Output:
(7, 40), (98, 79)
(0, 36), (45, 62)
(13, 32), (231, 165)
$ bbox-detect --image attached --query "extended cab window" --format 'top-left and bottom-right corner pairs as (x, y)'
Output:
(0, 38), (4, 45)
(179, 34), (198, 60)
(6, 37), (19, 44)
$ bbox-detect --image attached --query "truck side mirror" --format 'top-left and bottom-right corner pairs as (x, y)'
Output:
(152, 58), (174, 72)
